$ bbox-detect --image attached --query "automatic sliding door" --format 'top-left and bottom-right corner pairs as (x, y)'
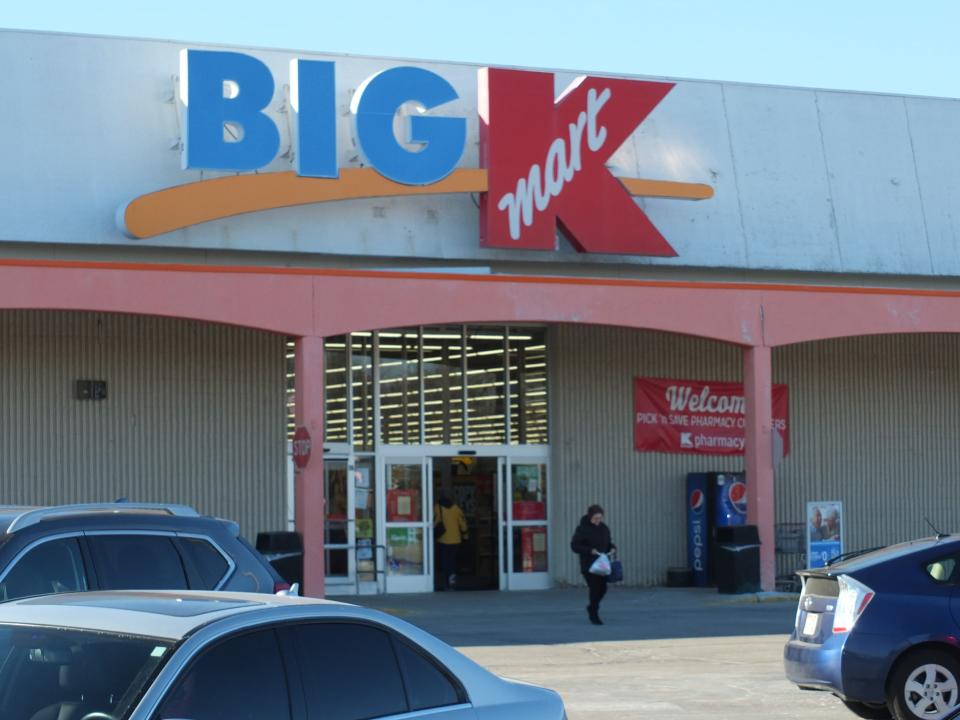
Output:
(503, 459), (551, 590)
(383, 457), (433, 593)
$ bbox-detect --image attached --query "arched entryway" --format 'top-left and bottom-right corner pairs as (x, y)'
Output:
(6, 259), (960, 595)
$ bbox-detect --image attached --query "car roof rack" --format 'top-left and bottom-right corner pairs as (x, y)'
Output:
(5, 503), (201, 534)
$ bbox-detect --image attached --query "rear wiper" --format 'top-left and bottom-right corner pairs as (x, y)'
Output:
(826, 546), (887, 566)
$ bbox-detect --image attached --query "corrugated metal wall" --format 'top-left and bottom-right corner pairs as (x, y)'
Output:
(0, 311), (287, 540)
(773, 334), (960, 569)
(551, 326), (960, 587)
(550, 325), (742, 586)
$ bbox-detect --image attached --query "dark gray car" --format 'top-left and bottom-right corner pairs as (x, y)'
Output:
(0, 503), (289, 601)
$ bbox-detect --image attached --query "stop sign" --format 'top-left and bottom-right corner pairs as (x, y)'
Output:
(292, 426), (312, 470)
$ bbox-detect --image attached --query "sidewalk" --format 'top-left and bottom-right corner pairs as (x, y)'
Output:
(347, 585), (800, 647)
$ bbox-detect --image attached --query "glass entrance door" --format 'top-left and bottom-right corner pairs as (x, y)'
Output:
(382, 457), (433, 593)
(324, 458), (355, 591)
(324, 456), (379, 595)
(501, 459), (551, 590)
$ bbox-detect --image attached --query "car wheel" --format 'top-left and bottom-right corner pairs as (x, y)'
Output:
(889, 648), (960, 720)
(842, 699), (892, 719)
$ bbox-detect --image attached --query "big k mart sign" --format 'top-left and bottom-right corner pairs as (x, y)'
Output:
(119, 50), (713, 254)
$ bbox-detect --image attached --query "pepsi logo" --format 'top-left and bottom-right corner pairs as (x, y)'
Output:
(689, 489), (705, 514)
(729, 481), (748, 513)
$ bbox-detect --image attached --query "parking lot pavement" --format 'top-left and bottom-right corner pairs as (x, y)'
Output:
(348, 586), (856, 719)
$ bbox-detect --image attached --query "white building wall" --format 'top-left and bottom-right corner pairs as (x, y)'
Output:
(550, 325), (741, 586)
(550, 325), (960, 586)
(0, 311), (288, 541)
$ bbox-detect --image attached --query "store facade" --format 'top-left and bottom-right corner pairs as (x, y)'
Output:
(4, 29), (960, 597)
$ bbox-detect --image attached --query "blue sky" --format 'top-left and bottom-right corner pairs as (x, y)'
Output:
(5, 1), (960, 98)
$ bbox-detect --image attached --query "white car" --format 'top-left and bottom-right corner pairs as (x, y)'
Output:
(0, 590), (566, 720)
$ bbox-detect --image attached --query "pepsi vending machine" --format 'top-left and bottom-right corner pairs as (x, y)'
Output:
(686, 472), (747, 586)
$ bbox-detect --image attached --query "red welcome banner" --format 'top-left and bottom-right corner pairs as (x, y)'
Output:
(635, 377), (789, 456)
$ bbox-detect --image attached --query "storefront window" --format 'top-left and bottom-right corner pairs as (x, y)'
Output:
(386, 463), (423, 523)
(325, 461), (348, 578)
(512, 526), (548, 573)
(354, 458), (377, 583)
(509, 329), (549, 444)
(285, 339), (296, 440)
(511, 463), (547, 521)
(380, 329), (421, 445)
(352, 334), (375, 451)
(386, 528), (425, 576)
(422, 327), (465, 445)
(314, 326), (549, 448)
(324, 337), (349, 443)
(466, 327), (507, 444)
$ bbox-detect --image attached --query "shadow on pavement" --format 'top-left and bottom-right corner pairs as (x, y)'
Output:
(344, 586), (799, 647)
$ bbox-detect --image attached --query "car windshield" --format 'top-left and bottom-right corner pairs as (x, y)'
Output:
(0, 624), (173, 720)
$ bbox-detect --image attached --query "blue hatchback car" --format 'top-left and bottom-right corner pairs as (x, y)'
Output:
(784, 536), (960, 720)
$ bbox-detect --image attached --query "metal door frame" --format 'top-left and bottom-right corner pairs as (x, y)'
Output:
(322, 455), (356, 592)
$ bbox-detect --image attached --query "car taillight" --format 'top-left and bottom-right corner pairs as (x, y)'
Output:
(795, 576), (806, 628)
(832, 574), (874, 633)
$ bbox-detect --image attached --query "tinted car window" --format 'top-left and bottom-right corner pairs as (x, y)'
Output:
(87, 535), (188, 590)
(926, 556), (958, 583)
(292, 623), (407, 720)
(156, 629), (291, 720)
(393, 637), (461, 711)
(179, 537), (230, 589)
(0, 538), (88, 600)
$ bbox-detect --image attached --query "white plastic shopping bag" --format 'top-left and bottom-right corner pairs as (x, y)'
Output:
(588, 552), (612, 576)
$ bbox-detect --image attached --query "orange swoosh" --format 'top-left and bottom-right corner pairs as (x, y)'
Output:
(119, 168), (714, 239)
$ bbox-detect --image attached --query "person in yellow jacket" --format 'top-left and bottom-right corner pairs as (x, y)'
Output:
(435, 491), (468, 591)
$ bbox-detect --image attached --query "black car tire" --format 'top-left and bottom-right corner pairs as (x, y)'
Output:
(888, 648), (960, 720)
(842, 699), (892, 719)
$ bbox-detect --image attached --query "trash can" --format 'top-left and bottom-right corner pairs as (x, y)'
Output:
(715, 524), (760, 594)
(666, 566), (693, 587)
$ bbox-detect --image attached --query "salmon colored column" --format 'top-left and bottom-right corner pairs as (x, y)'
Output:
(743, 346), (775, 591)
(294, 335), (326, 597)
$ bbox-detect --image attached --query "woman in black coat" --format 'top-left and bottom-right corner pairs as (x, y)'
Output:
(571, 504), (616, 625)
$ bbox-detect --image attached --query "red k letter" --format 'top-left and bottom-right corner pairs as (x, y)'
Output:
(479, 68), (677, 256)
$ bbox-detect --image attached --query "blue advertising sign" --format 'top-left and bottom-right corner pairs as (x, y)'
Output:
(806, 501), (843, 569)
(686, 473), (709, 587)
